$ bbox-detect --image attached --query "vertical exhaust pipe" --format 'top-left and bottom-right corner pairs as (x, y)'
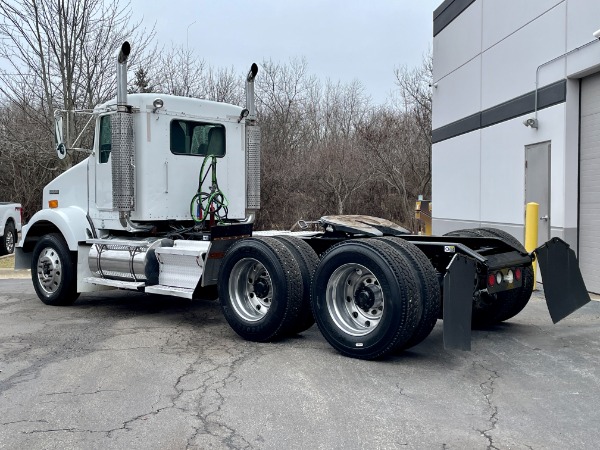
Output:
(244, 63), (261, 213)
(112, 41), (135, 225)
(245, 63), (258, 121)
(116, 41), (131, 110)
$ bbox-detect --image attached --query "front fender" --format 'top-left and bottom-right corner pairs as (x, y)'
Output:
(19, 206), (91, 251)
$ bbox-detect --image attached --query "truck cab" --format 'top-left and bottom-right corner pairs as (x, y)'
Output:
(17, 42), (260, 301)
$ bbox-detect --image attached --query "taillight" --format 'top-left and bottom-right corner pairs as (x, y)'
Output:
(515, 268), (522, 281)
(487, 273), (496, 286)
(15, 206), (22, 224)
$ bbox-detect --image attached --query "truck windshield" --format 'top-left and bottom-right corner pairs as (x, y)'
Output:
(170, 120), (225, 157)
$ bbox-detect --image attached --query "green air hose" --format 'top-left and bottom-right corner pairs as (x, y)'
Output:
(190, 154), (229, 223)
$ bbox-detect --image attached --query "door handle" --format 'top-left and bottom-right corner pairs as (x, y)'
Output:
(164, 161), (169, 193)
(540, 215), (549, 221)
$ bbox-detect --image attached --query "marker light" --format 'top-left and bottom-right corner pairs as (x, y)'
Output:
(505, 269), (514, 284)
(515, 268), (522, 281)
(48, 200), (58, 208)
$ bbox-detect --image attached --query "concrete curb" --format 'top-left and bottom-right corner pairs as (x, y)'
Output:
(0, 268), (30, 280)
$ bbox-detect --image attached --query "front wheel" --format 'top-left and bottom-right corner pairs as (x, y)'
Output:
(31, 234), (79, 306)
(0, 221), (17, 255)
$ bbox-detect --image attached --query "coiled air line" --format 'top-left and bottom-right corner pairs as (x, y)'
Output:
(190, 154), (228, 224)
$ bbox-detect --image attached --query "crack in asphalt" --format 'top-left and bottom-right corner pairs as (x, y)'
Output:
(474, 361), (500, 450)
(1, 420), (49, 426)
(182, 341), (259, 449)
(45, 389), (124, 396)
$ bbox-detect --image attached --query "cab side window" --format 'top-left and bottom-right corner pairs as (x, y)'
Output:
(170, 120), (225, 157)
(99, 115), (112, 164)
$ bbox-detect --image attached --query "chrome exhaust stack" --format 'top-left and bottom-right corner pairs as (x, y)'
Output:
(245, 63), (258, 122)
(112, 41), (136, 225)
(116, 41), (131, 111)
(244, 63), (260, 212)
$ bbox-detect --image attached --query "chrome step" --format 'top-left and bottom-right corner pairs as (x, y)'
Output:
(83, 277), (145, 290)
(144, 285), (194, 299)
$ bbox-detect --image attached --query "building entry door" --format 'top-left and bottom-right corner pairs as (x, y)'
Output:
(525, 141), (551, 245)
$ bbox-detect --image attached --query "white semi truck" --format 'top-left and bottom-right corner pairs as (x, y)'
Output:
(16, 42), (592, 359)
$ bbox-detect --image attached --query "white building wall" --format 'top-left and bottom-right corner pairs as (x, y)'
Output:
(480, 1), (566, 109)
(431, 130), (481, 221)
(431, 0), (600, 250)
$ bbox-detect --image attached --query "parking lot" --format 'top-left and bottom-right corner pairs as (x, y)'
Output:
(1, 277), (599, 449)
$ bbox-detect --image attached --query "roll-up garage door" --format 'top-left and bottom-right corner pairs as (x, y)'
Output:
(579, 72), (600, 294)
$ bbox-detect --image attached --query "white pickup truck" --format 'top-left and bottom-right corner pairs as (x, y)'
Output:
(0, 202), (22, 255)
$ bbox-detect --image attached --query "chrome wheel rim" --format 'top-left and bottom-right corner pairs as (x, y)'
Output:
(326, 263), (384, 336)
(5, 231), (14, 253)
(36, 247), (63, 297)
(228, 258), (273, 322)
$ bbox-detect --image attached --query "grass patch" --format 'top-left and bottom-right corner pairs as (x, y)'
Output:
(0, 254), (15, 269)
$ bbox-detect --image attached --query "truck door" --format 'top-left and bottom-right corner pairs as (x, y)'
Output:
(95, 115), (113, 210)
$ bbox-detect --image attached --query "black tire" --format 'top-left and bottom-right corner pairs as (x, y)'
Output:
(0, 221), (17, 255)
(443, 229), (503, 328)
(272, 235), (318, 334)
(471, 228), (534, 322)
(443, 228), (534, 327)
(218, 237), (303, 342)
(377, 237), (441, 350)
(311, 239), (421, 360)
(31, 234), (80, 306)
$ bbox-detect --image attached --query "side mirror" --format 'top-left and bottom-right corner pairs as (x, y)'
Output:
(54, 111), (66, 160)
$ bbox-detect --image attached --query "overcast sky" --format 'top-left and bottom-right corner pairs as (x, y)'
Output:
(129, 0), (440, 105)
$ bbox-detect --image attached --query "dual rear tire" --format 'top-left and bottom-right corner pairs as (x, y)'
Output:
(218, 236), (440, 359)
(311, 239), (439, 359)
(218, 236), (317, 342)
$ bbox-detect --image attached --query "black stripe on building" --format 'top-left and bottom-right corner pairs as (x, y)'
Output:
(433, 0), (477, 36)
(432, 79), (567, 144)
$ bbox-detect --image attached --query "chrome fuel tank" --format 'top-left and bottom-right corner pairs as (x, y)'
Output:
(88, 237), (173, 283)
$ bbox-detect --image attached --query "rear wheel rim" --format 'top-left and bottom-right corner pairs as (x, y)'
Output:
(228, 258), (273, 322)
(326, 263), (384, 336)
(36, 247), (63, 297)
(5, 231), (14, 253)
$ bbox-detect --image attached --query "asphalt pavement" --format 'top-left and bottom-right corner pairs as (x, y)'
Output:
(1, 278), (599, 449)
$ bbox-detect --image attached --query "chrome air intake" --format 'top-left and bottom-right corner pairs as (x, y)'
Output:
(111, 112), (135, 211)
(246, 125), (261, 209)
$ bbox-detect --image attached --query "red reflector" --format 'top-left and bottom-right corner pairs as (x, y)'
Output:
(515, 268), (522, 281)
(487, 273), (496, 286)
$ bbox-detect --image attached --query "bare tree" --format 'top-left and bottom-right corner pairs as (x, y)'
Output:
(203, 66), (243, 105)
(0, 0), (155, 216)
(392, 52), (433, 195)
(154, 44), (205, 97)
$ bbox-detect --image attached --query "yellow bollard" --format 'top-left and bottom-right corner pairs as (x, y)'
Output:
(525, 202), (539, 290)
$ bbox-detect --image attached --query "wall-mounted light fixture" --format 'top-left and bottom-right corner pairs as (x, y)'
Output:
(523, 117), (538, 128)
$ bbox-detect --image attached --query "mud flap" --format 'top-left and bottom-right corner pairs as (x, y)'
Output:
(443, 254), (477, 351)
(536, 237), (591, 323)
